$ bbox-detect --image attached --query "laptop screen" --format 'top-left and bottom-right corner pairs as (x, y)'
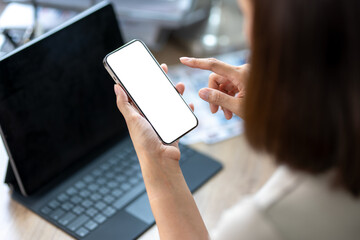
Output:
(0, 3), (127, 195)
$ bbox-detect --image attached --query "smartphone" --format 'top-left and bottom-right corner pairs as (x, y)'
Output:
(103, 39), (198, 144)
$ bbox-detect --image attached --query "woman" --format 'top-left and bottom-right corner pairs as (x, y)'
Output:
(114, 0), (360, 239)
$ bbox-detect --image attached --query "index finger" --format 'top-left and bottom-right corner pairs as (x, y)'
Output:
(180, 57), (237, 80)
(160, 63), (168, 74)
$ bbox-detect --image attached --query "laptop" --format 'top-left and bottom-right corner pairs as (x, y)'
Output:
(0, 2), (222, 240)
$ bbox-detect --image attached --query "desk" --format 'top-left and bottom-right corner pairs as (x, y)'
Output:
(0, 1), (277, 238)
(0, 36), (276, 239)
(0, 134), (275, 240)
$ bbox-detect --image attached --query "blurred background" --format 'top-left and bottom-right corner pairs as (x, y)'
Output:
(0, 0), (247, 60)
(0, 0), (248, 144)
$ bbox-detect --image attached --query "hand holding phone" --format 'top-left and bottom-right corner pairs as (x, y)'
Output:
(104, 40), (198, 144)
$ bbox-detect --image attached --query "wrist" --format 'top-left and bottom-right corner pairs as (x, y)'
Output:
(139, 152), (184, 198)
(140, 152), (181, 181)
(135, 143), (180, 167)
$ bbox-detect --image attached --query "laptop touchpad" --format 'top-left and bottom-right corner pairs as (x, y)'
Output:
(125, 193), (154, 225)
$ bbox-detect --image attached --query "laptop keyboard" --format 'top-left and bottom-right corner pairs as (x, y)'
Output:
(40, 144), (192, 238)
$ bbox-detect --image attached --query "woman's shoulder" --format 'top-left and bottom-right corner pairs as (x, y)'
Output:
(211, 197), (283, 240)
(211, 166), (296, 240)
(212, 166), (360, 240)
(257, 166), (360, 240)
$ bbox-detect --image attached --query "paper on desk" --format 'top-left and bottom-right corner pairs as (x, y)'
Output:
(0, 3), (35, 29)
(168, 50), (249, 144)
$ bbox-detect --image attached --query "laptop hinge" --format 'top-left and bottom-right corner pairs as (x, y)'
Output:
(4, 160), (21, 193)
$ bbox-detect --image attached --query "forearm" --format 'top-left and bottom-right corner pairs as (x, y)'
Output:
(114, 76), (208, 238)
(139, 153), (209, 240)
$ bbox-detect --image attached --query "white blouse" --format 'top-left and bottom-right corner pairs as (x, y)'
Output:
(212, 166), (360, 240)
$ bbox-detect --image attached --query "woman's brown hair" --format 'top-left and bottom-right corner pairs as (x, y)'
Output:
(245, 0), (360, 196)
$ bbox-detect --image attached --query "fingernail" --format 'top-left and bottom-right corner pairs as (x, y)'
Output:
(180, 57), (191, 62)
(199, 88), (210, 100)
(114, 84), (121, 95)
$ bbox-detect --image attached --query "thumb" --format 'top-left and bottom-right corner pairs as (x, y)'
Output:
(114, 84), (138, 121)
(199, 88), (240, 116)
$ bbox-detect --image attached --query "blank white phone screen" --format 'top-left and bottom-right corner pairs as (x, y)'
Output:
(106, 40), (197, 144)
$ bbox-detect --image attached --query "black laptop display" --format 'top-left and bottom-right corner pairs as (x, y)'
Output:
(0, 2), (126, 195)
(0, 2), (222, 239)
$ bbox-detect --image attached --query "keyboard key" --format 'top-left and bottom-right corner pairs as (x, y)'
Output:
(121, 166), (131, 173)
(107, 181), (118, 188)
(132, 164), (141, 171)
(79, 189), (91, 198)
(73, 205), (85, 215)
(83, 175), (94, 183)
(70, 196), (82, 204)
(85, 207), (98, 217)
(99, 187), (110, 195)
(94, 213), (107, 224)
(41, 206), (52, 215)
(58, 212), (76, 226)
(112, 189), (123, 197)
(115, 175), (126, 183)
(108, 157), (119, 165)
(76, 227), (89, 237)
(90, 193), (102, 201)
(85, 220), (98, 231)
(120, 183), (131, 191)
(61, 202), (74, 211)
(92, 169), (103, 177)
(114, 166), (123, 173)
(50, 208), (65, 220)
(94, 201), (106, 211)
(113, 182), (145, 210)
(104, 195), (115, 204)
(88, 183), (99, 192)
(48, 200), (60, 209)
(75, 181), (86, 189)
(67, 214), (89, 231)
(121, 161), (130, 167)
(103, 206), (116, 217)
(66, 187), (77, 195)
(81, 199), (93, 208)
(124, 169), (135, 177)
(57, 193), (69, 202)
(128, 177), (139, 185)
(105, 172), (115, 179)
(100, 163), (110, 170)
(130, 155), (138, 162)
(96, 177), (106, 185)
